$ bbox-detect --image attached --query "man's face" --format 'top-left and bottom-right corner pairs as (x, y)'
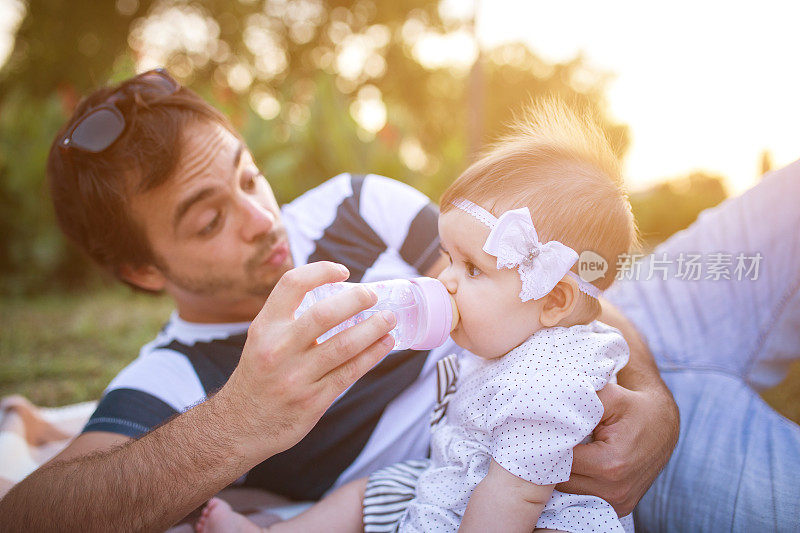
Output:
(129, 120), (293, 322)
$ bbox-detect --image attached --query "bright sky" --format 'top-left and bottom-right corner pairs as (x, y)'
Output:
(0, 0), (22, 67)
(474, 0), (800, 193)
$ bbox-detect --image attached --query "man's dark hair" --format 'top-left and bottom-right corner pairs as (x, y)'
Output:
(47, 71), (239, 290)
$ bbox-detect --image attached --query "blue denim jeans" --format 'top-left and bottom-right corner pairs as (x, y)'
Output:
(606, 160), (800, 532)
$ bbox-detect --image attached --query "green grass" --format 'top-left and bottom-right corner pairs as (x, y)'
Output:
(0, 287), (798, 425)
(0, 287), (172, 406)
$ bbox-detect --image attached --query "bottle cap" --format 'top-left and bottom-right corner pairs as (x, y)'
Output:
(409, 277), (453, 349)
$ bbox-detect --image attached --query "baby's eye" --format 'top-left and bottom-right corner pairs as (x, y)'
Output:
(465, 261), (481, 278)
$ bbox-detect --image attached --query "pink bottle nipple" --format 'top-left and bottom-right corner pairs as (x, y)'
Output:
(409, 277), (456, 350)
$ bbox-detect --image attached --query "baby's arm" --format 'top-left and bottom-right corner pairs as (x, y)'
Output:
(459, 459), (554, 533)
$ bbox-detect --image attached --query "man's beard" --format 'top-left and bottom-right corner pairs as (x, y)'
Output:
(156, 229), (291, 298)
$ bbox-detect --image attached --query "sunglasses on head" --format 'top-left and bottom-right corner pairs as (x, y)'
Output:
(59, 68), (180, 155)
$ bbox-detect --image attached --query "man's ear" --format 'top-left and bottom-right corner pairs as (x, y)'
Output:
(117, 263), (167, 292)
(539, 276), (579, 327)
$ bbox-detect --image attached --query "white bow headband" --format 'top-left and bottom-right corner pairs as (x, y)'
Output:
(451, 198), (602, 302)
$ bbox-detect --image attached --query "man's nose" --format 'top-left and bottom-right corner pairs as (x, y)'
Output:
(238, 195), (275, 242)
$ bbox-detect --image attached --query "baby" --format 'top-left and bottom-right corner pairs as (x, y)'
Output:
(196, 99), (637, 532)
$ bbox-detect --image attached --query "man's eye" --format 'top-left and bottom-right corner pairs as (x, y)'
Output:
(198, 212), (221, 236)
(465, 262), (481, 278)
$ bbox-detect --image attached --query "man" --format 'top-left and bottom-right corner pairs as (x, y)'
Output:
(604, 157), (800, 530)
(1, 69), (794, 531)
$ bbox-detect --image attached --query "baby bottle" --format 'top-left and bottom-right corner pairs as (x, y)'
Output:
(295, 277), (459, 350)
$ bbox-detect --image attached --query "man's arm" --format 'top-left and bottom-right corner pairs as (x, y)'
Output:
(460, 459), (553, 533)
(604, 297), (668, 391)
(557, 298), (680, 515)
(0, 262), (396, 532)
(0, 391), (271, 532)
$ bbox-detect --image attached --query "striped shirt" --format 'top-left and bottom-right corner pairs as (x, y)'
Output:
(83, 173), (459, 500)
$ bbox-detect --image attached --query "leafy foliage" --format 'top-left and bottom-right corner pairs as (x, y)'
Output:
(0, 0), (149, 99)
(0, 88), (94, 293)
(0, 0), (725, 294)
(631, 172), (728, 248)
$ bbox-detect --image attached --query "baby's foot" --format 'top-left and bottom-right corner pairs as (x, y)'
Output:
(195, 497), (265, 533)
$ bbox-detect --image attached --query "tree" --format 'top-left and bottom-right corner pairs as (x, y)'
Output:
(0, 0), (152, 99)
(759, 149), (773, 177)
(631, 171), (728, 248)
(0, 0), (628, 292)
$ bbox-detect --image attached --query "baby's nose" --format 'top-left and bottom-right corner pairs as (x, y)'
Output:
(437, 269), (457, 295)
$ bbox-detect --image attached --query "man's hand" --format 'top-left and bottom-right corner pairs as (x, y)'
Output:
(557, 382), (679, 515)
(555, 298), (680, 515)
(0, 261), (396, 533)
(221, 261), (397, 463)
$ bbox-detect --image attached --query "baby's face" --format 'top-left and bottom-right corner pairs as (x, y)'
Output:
(438, 208), (546, 359)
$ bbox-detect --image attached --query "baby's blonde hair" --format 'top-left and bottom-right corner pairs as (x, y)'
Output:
(440, 98), (637, 321)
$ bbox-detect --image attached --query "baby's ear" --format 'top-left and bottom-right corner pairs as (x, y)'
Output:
(539, 276), (579, 327)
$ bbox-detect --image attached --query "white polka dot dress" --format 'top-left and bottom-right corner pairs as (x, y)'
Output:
(363, 321), (633, 532)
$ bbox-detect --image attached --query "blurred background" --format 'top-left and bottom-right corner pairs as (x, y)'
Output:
(0, 0), (796, 419)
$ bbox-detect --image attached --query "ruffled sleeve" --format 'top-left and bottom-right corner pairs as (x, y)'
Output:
(487, 371), (603, 485)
